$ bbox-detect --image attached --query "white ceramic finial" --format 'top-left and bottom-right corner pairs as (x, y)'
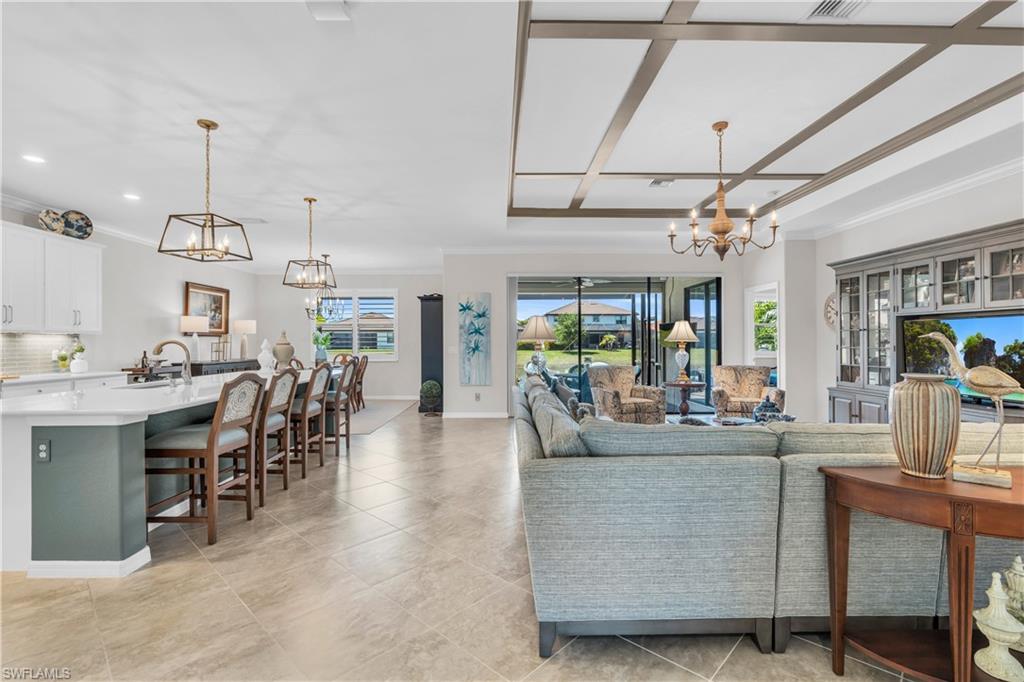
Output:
(974, 572), (1024, 681)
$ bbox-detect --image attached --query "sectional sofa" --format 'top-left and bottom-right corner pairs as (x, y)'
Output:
(512, 380), (1024, 657)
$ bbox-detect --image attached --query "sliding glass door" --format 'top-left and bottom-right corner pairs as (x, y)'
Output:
(683, 279), (722, 405)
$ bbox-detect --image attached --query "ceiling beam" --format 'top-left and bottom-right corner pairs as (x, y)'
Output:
(694, 0), (1016, 211)
(516, 171), (823, 181)
(529, 20), (1024, 46)
(567, 1), (697, 210)
(507, 0), (532, 212)
(509, 207), (749, 219)
(759, 71), (1024, 215)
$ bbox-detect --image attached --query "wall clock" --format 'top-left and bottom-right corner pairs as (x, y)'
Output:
(824, 292), (837, 329)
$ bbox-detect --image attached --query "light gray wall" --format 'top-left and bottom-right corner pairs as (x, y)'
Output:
(442, 252), (745, 416)
(1, 205), (260, 372)
(254, 272), (442, 398)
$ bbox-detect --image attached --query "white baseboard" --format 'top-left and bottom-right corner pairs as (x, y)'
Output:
(364, 394), (419, 401)
(28, 546), (151, 579)
(443, 412), (511, 419)
(147, 500), (190, 531)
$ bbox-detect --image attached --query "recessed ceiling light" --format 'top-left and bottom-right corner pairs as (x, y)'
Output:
(21, 154), (45, 164)
(123, 193), (141, 201)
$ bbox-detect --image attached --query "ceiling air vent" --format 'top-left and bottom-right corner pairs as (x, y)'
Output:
(806, 0), (868, 22)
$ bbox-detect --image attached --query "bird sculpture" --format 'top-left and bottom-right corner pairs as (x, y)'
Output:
(923, 332), (1022, 474)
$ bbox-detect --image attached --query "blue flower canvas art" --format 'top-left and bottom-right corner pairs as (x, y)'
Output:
(459, 293), (491, 385)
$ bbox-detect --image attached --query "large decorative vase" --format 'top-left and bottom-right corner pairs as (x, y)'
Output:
(272, 331), (295, 367)
(257, 339), (274, 372)
(69, 353), (89, 374)
(889, 373), (961, 478)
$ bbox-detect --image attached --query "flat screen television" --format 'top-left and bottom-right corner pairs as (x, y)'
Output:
(902, 312), (1024, 405)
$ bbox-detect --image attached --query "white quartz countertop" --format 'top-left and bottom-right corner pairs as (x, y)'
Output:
(0, 368), (329, 425)
(1, 370), (127, 385)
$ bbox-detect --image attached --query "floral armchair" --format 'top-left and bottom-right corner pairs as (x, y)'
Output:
(588, 365), (666, 425)
(710, 365), (785, 418)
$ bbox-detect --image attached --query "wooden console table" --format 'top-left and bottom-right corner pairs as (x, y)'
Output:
(820, 466), (1024, 682)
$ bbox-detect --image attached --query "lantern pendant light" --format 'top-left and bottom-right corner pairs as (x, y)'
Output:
(304, 254), (337, 320)
(283, 197), (337, 289)
(158, 119), (252, 262)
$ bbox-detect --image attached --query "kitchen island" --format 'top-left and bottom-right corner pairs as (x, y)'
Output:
(0, 367), (336, 577)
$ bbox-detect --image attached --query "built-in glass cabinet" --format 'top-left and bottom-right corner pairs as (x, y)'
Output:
(984, 244), (1024, 309)
(864, 269), (892, 387)
(897, 259), (933, 313)
(937, 250), (980, 311)
(837, 274), (861, 384)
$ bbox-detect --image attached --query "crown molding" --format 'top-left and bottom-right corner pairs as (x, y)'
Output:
(785, 158), (1024, 241)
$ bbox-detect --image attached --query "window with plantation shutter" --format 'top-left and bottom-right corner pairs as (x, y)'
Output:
(318, 291), (397, 360)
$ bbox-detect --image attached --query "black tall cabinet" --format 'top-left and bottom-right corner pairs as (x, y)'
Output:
(418, 294), (443, 413)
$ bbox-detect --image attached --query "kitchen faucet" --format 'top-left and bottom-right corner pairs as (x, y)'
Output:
(152, 340), (193, 386)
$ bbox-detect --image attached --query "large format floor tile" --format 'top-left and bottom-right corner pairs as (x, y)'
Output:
(0, 405), (908, 681)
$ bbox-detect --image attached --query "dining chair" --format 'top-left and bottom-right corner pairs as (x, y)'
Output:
(325, 361), (352, 456)
(354, 354), (369, 412)
(144, 372), (266, 544)
(289, 357), (305, 370)
(255, 368), (299, 506)
(289, 363), (331, 477)
(332, 352), (350, 366)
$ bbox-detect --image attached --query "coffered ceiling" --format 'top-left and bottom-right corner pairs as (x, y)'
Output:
(2, 1), (1022, 272)
(508, 0), (1024, 227)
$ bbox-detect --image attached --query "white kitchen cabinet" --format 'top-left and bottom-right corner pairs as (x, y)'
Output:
(1, 225), (45, 332)
(44, 237), (103, 333)
(0, 223), (103, 334)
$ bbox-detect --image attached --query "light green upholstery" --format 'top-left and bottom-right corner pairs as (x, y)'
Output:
(580, 417), (779, 457)
(768, 422), (893, 456)
(264, 412), (287, 433)
(291, 399), (322, 416)
(145, 424), (248, 451)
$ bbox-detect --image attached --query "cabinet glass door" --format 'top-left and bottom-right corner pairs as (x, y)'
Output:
(984, 245), (1024, 309)
(898, 259), (933, 312)
(937, 250), (980, 311)
(837, 275), (862, 385)
(864, 269), (891, 387)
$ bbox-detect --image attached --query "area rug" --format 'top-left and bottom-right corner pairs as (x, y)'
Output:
(349, 400), (417, 435)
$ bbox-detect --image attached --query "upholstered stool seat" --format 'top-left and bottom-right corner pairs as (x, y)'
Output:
(144, 373), (266, 545)
(255, 368), (299, 506)
(325, 390), (346, 401)
(291, 399), (321, 416)
(289, 364), (331, 476)
(264, 412), (287, 432)
(145, 424), (249, 451)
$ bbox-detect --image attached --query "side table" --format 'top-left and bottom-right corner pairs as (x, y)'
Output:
(664, 380), (705, 415)
(820, 466), (1024, 682)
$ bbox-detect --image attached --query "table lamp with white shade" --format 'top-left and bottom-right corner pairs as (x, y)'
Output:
(665, 320), (699, 381)
(519, 315), (557, 375)
(233, 319), (257, 359)
(180, 315), (209, 361)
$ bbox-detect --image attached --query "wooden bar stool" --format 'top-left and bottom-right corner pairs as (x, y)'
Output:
(326, 360), (352, 456)
(289, 363), (330, 477)
(145, 373), (266, 544)
(353, 354), (369, 412)
(256, 368), (299, 506)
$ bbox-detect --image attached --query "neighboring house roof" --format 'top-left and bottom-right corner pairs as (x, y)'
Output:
(545, 301), (632, 316)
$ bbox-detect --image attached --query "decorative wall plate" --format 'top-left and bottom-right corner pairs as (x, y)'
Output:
(37, 209), (64, 233)
(61, 210), (93, 239)
(824, 292), (837, 329)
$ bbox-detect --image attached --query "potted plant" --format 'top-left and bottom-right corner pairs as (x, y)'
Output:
(420, 380), (442, 416)
(312, 330), (331, 364)
(70, 341), (89, 374)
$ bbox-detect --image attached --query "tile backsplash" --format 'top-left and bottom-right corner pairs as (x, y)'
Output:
(0, 333), (78, 376)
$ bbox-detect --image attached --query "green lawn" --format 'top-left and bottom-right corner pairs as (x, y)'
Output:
(516, 348), (633, 374)
(516, 347), (707, 375)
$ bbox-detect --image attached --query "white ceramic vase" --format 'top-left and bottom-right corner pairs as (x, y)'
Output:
(272, 331), (295, 367)
(69, 353), (88, 374)
(889, 373), (961, 478)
